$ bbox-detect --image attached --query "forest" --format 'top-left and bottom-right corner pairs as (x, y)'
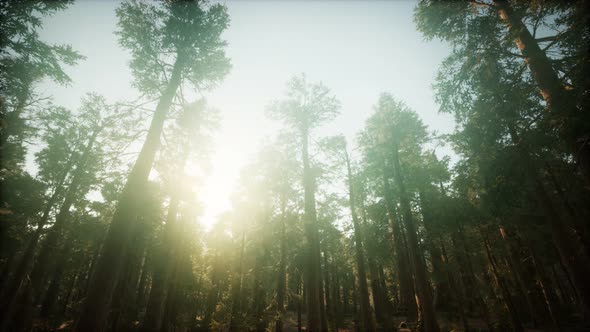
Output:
(1, 1), (589, 331)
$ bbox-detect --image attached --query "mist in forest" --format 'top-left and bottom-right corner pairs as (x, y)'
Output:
(1, 1), (589, 332)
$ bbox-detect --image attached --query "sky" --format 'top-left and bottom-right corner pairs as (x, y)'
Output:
(37, 0), (454, 229)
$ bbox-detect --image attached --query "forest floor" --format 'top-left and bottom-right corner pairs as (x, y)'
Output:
(278, 311), (550, 332)
(32, 310), (590, 332)
(280, 312), (419, 332)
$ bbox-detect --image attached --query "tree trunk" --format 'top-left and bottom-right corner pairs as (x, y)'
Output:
(111, 230), (147, 332)
(366, 255), (393, 330)
(345, 151), (377, 332)
(301, 127), (322, 332)
(161, 266), (179, 332)
(380, 163), (416, 320)
(276, 201), (287, 332)
(73, 55), (184, 332)
(450, 225), (494, 331)
(161, 227), (186, 332)
(0, 151), (77, 326)
(322, 248), (335, 331)
(253, 250), (267, 332)
(481, 227), (524, 332)
(203, 255), (220, 329)
(440, 240), (470, 332)
(520, 229), (561, 331)
(504, 97), (590, 317)
(31, 128), (101, 300)
(61, 270), (80, 317)
(319, 249), (328, 332)
(135, 245), (150, 312)
(494, 0), (590, 182)
(142, 196), (179, 332)
(390, 143), (439, 331)
(359, 184), (395, 330)
(230, 230), (246, 331)
(81, 240), (102, 301)
(40, 240), (73, 318)
(418, 190), (451, 313)
(297, 274), (302, 332)
(498, 225), (538, 328)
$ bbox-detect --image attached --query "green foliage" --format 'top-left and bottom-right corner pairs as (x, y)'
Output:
(0, 1), (84, 90)
(116, 0), (231, 95)
(267, 74), (341, 135)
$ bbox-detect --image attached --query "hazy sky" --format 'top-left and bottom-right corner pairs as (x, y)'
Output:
(38, 1), (454, 228)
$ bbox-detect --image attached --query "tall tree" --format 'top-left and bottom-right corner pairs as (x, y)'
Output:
(143, 99), (217, 331)
(322, 135), (376, 332)
(416, 0), (590, 316)
(0, 94), (133, 328)
(363, 94), (440, 332)
(74, 2), (230, 331)
(267, 74), (340, 332)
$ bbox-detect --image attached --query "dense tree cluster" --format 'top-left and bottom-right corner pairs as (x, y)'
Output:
(0, 1), (588, 331)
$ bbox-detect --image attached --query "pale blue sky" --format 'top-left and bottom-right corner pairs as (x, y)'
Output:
(38, 1), (454, 228)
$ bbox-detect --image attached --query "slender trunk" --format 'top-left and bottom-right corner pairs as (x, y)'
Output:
(161, 227), (186, 332)
(74, 55), (184, 332)
(498, 225), (537, 328)
(550, 264), (570, 306)
(506, 116), (590, 316)
(253, 251), (267, 332)
(390, 143), (439, 332)
(32, 129), (101, 299)
(302, 127), (322, 332)
(543, 196), (590, 315)
(230, 229), (246, 331)
(367, 255), (393, 329)
(381, 162), (416, 319)
(523, 232), (561, 331)
(451, 218), (493, 327)
(501, 224), (560, 330)
(333, 271), (343, 327)
(328, 266), (339, 329)
(0, 152), (76, 326)
(359, 185), (394, 330)
(81, 240), (102, 300)
(418, 189), (450, 313)
(351, 272), (359, 332)
(319, 250), (328, 332)
(440, 240), (470, 332)
(322, 249), (334, 331)
(276, 201), (287, 332)
(345, 151), (376, 332)
(142, 196), (179, 332)
(135, 245), (150, 311)
(161, 264), (179, 332)
(516, 228), (560, 331)
(481, 227), (524, 332)
(204, 253), (220, 328)
(494, 0), (590, 181)
(61, 270), (79, 317)
(40, 240), (73, 317)
(377, 265), (395, 317)
(297, 274), (302, 332)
